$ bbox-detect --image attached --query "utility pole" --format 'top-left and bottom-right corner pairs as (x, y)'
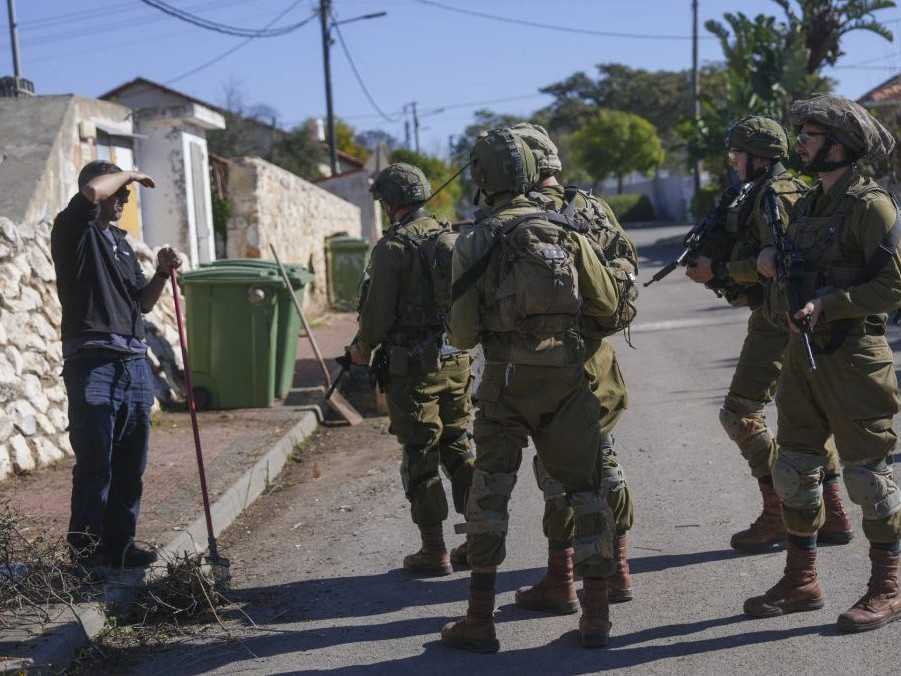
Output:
(411, 101), (420, 154)
(319, 0), (338, 176)
(404, 116), (411, 150)
(691, 0), (701, 196)
(6, 0), (22, 78)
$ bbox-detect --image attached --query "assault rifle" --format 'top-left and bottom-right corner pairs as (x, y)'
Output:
(644, 182), (747, 288)
(763, 188), (817, 371)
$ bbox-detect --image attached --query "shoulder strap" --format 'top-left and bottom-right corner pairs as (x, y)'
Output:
(861, 194), (901, 283)
(450, 213), (549, 303)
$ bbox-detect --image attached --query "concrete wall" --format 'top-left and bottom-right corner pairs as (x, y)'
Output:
(135, 121), (215, 267)
(597, 171), (697, 222)
(225, 157), (362, 312)
(316, 170), (382, 244)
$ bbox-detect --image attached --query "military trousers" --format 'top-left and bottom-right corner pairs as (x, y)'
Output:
(537, 341), (634, 549)
(385, 352), (474, 528)
(465, 362), (615, 578)
(775, 332), (901, 543)
(722, 308), (840, 479)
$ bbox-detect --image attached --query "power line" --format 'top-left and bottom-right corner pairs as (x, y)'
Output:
(167, 1), (316, 86)
(329, 10), (399, 123)
(413, 0), (713, 41)
(138, 0), (315, 38)
(0, 0), (275, 50)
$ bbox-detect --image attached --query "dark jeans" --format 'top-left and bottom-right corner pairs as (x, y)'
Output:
(63, 353), (154, 557)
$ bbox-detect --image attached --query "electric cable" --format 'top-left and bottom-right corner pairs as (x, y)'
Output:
(329, 11), (400, 123)
(138, 0), (315, 38)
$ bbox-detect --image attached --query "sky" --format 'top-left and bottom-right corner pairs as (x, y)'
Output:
(3, 0), (901, 157)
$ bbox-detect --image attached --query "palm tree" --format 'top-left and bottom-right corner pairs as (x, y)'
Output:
(773, 0), (896, 73)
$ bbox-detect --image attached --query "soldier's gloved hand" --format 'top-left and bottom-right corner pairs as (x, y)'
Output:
(685, 255), (713, 283)
(757, 247), (778, 279)
(789, 299), (823, 332)
(348, 342), (370, 365)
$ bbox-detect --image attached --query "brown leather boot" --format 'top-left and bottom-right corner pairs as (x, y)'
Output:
(731, 477), (785, 554)
(450, 541), (469, 569)
(608, 534), (633, 603)
(403, 525), (451, 576)
(579, 577), (611, 648)
(837, 547), (901, 633)
(515, 547), (578, 614)
(817, 479), (853, 546)
(441, 571), (500, 653)
(744, 540), (825, 617)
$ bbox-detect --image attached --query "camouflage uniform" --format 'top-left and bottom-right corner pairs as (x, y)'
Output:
(745, 95), (901, 633)
(441, 128), (620, 652)
(356, 163), (474, 576)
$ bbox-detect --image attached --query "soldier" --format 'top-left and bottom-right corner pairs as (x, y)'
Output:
(684, 116), (852, 553)
(348, 163), (474, 577)
(748, 94), (901, 633)
(509, 123), (639, 611)
(442, 128), (621, 652)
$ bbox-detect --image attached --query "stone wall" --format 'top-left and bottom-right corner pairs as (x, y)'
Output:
(316, 170), (383, 245)
(224, 157), (363, 313)
(0, 216), (186, 481)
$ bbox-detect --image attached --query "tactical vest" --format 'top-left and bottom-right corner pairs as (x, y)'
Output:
(387, 216), (457, 345)
(768, 178), (898, 347)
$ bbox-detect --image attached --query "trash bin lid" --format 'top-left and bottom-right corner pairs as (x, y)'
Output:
(200, 260), (314, 286)
(326, 235), (370, 251)
(179, 268), (285, 287)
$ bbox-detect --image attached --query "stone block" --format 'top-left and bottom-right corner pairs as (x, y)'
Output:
(22, 350), (49, 376)
(49, 407), (68, 433)
(0, 218), (19, 246)
(6, 286), (40, 313)
(0, 353), (15, 384)
(56, 433), (73, 456)
(0, 444), (11, 480)
(35, 412), (55, 435)
(9, 434), (35, 473)
(0, 265), (22, 300)
(28, 247), (55, 283)
(10, 399), (37, 435)
(45, 384), (66, 404)
(5, 346), (23, 375)
(34, 436), (64, 465)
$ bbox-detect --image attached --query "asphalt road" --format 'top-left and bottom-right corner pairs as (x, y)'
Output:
(125, 224), (901, 675)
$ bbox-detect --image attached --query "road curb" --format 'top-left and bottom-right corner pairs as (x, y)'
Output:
(1, 410), (319, 675)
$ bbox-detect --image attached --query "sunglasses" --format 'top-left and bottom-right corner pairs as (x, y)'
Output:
(796, 131), (827, 145)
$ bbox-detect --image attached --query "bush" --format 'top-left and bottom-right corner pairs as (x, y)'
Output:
(603, 193), (656, 223)
(690, 185), (720, 222)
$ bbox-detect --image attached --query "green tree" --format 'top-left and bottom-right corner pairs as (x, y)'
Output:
(389, 148), (462, 222)
(335, 119), (370, 162)
(572, 110), (665, 193)
(775, 0), (895, 73)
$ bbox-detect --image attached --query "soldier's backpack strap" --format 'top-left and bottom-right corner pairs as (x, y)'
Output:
(450, 212), (555, 302)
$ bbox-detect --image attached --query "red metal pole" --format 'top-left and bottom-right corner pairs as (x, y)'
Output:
(170, 271), (219, 560)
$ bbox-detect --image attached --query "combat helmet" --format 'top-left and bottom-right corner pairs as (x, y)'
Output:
(370, 162), (432, 208)
(510, 122), (562, 178)
(725, 116), (789, 160)
(470, 127), (538, 198)
(789, 93), (896, 171)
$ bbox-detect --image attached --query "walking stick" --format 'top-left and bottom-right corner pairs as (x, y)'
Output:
(170, 271), (229, 582)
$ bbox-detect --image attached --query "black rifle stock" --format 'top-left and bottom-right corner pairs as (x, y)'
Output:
(764, 189), (817, 371)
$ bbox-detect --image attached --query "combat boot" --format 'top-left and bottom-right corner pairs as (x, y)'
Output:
(817, 479), (853, 545)
(744, 540), (824, 617)
(441, 570), (500, 653)
(450, 541), (469, 569)
(608, 534), (633, 603)
(403, 525), (451, 576)
(730, 477), (784, 554)
(515, 547), (578, 614)
(837, 547), (901, 633)
(578, 577), (611, 649)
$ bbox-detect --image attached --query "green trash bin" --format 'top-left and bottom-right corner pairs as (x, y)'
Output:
(200, 259), (313, 399)
(180, 268), (283, 410)
(325, 235), (370, 311)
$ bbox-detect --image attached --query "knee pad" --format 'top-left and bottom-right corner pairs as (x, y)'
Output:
(772, 449), (824, 510)
(455, 469), (517, 536)
(844, 459), (901, 520)
(532, 456), (568, 510)
(569, 490), (616, 567)
(600, 463), (626, 494)
(719, 395), (769, 446)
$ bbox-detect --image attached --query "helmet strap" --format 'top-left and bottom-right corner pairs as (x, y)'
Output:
(806, 137), (855, 173)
